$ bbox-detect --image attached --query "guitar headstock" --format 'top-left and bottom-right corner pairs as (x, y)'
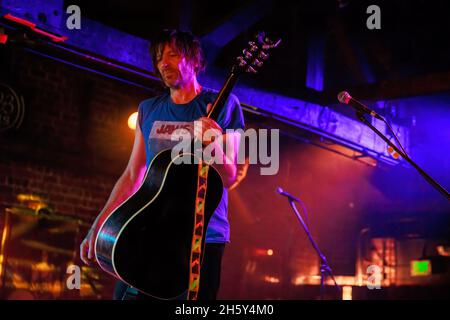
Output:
(233, 31), (281, 75)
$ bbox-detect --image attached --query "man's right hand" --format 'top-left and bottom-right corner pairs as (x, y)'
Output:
(80, 229), (96, 265)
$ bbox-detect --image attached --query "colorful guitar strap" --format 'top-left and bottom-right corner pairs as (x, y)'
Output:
(187, 160), (209, 300)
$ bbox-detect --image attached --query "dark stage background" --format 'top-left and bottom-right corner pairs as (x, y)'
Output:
(0, 0), (449, 300)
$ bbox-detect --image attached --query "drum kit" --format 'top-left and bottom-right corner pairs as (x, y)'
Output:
(0, 194), (106, 299)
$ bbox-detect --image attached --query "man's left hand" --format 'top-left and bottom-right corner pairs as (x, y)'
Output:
(195, 104), (223, 145)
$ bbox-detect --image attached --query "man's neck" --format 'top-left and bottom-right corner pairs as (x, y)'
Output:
(170, 77), (202, 104)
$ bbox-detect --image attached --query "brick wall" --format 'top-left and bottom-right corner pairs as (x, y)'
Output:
(0, 45), (161, 298)
(0, 45), (159, 221)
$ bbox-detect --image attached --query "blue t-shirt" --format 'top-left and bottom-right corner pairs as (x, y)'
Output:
(137, 87), (245, 243)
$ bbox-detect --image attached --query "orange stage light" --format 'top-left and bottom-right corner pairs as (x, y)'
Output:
(128, 112), (138, 130)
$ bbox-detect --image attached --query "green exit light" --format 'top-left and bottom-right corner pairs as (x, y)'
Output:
(411, 260), (431, 276)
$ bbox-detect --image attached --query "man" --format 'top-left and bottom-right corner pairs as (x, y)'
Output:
(80, 29), (245, 300)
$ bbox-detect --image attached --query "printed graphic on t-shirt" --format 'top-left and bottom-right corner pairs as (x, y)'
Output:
(150, 120), (193, 139)
(149, 120), (194, 155)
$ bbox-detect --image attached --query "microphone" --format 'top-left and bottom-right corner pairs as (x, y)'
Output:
(337, 91), (384, 120)
(277, 187), (300, 202)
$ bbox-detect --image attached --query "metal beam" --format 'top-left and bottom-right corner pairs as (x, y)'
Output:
(200, 0), (273, 63)
(199, 68), (408, 165)
(327, 71), (450, 102)
(2, 0), (153, 72)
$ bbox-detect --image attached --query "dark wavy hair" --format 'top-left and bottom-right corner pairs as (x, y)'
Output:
(150, 29), (206, 80)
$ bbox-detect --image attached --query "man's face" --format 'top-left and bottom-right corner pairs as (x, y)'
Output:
(156, 43), (197, 89)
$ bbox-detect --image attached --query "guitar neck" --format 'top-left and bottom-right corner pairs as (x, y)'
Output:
(206, 32), (280, 122)
(206, 71), (239, 122)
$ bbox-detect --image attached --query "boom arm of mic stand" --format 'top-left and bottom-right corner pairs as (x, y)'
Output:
(355, 112), (450, 200)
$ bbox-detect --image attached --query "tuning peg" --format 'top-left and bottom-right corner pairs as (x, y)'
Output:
(258, 51), (269, 60)
(236, 56), (247, 67)
(255, 32), (265, 42)
(262, 38), (281, 50)
(246, 66), (257, 74)
(248, 41), (259, 52)
(252, 58), (263, 68)
(242, 49), (252, 59)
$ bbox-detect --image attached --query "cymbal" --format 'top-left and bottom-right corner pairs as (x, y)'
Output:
(9, 216), (82, 242)
(6, 207), (40, 217)
(17, 193), (46, 202)
(20, 239), (74, 257)
(31, 260), (57, 272)
(6, 207), (90, 226)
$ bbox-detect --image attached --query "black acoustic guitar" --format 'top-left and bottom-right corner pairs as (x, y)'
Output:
(94, 32), (280, 299)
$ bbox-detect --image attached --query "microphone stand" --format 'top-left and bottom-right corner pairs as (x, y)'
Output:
(355, 112), (450, 200)
(285, 197), (341, 299)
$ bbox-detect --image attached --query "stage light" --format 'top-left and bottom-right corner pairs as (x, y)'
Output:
(342, 286), (352, 300)
(263, 276), (280, 284)
(128, 112), (138, 130)
(0, 210), (11, 282)
(437, 245), (450, 257)
(254, 248), (274, 256)
(0, 33), (8, 44)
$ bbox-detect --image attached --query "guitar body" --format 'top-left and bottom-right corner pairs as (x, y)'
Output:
(94, 149), (223, 299)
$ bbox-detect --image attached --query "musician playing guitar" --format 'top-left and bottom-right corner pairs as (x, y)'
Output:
(80, 29), (245, 300)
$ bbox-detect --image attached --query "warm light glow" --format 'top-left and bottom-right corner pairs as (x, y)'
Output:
(0, 254), (4, 280)
(0, 213), (10, 281)
(293, 275), (357, 286)
(128, 112), (138, 130)
(17, 193), (44, 202)
(254, 248), (275, 256)
(342, 286), (352, 300)
(437, 245), (450, 257)
(264, 276), (280, 284)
